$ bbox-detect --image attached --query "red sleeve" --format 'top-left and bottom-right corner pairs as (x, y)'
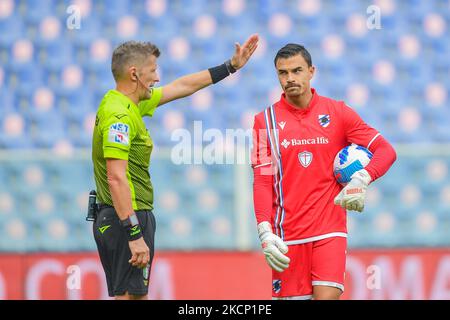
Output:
(342, 103), (379, 148)
(342, 102), (397, 182)
(365, 135), (397, 182)
(251, 115), (273, 224)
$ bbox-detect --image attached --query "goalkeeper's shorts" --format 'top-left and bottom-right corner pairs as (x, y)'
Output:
(93, 205), (156, 297)
(271, 236), (346, 299)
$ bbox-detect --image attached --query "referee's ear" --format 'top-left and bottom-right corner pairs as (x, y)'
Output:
(128, 66), (138, 82)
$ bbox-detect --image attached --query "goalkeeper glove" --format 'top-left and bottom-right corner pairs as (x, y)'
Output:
(334, 169), (372, 213)
(257, 221), (290, 272)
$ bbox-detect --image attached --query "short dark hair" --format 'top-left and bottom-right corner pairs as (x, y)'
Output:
(274, 43), (312, 67)
(111, 41), (160, 81)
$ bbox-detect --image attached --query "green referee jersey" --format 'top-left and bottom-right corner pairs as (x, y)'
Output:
(92, 88), (162, 210)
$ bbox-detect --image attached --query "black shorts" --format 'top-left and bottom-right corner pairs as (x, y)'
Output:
(93, 205), (156, 297)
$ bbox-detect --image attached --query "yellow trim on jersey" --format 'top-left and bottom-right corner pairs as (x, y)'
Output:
(103, 147), (129, 160)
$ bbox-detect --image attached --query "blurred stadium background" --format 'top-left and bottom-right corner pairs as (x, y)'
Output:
(0, 0), (449, 299)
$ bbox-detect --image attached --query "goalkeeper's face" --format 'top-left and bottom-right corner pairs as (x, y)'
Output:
(136, 54), (160, 101)
(276, 54), (315, 98)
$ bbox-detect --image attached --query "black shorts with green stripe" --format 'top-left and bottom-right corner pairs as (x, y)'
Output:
(93, 205), (156, 297)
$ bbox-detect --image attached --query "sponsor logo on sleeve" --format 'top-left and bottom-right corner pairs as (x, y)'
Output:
(108, 123), (130, 146)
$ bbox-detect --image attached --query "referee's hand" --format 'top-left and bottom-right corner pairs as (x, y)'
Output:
(230, 33), (259, 70)
(128, 237), (150, 269)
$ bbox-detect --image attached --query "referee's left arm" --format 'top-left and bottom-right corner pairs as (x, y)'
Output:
(159, 70), (214, 105)
(157, 34), (258, 106)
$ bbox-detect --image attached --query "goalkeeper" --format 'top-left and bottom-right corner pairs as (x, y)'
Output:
(251, 44), (396, 300)
(92, 35), (258, 300)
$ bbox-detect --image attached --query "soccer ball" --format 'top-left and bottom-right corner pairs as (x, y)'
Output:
(333, 144), (373, 186)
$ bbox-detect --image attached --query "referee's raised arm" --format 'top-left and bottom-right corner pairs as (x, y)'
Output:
(157, 33), (259, 106)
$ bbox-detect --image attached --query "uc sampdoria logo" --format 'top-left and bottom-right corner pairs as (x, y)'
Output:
(318, 114), (330, 127)
(273, 280), (282, 294)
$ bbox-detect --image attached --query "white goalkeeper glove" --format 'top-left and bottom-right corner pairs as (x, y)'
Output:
(334, 169), (372, 213)
(257, 221), (290, 272)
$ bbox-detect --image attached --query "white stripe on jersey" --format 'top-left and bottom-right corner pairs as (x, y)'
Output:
(253, 162), (272, 168)
(312, 281), (345, 292)
(272, 295), (313, 300)
(367, 132), (381, 150)
(269, 104), (286, 240)
(264, 108), (281, 237)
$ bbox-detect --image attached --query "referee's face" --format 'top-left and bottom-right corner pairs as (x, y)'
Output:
(276, 54), (315, 98)
(136, 55), (160, 101)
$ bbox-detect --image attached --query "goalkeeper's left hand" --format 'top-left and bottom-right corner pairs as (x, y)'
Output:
(334, 169), (372, 212)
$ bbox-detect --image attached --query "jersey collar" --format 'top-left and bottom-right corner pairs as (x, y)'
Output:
(109, 89), (139, 109)
(279, 88), (319, 114)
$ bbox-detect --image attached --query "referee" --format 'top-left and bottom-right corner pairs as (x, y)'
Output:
(91, 35), (258, 300)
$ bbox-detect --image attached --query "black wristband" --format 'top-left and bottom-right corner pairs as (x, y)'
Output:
(123, 224), (143, 241)
(208, 63), (230, 84)
(120, 213), (143, 241)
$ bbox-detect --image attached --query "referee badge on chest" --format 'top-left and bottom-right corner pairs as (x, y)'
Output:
(318, 114), (330, 127)
(298, 151), (313, 167)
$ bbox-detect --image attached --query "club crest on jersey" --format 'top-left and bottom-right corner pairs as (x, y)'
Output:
(318, 114), (330, 127)
(273, 280), (282, 294)
(298, 151), (313, 167)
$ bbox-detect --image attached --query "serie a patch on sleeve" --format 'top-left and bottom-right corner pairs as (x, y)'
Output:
(108, 122), (130, 146)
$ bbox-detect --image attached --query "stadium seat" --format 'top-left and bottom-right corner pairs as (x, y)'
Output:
(33, 218), (79, 251)
(0, 89), (16, 113)
(70, 218), (97, 251)
(36, 40), (74, 71)
(66, 17), (102, 47)
(0, 218), (31, 252)
(0, 16), (24, 46)
(94, 0), (131, 22)
(20, 0), (54, 23)
(28, 112), (65, 148)
(198, 214), (235, 249)
(7, 63), (44, 95)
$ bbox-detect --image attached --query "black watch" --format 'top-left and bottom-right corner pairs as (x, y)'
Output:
(120, 213), (139, 228)
(225, 59), (237, 74)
